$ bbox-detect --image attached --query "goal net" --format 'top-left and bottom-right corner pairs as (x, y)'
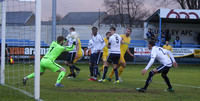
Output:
(0, 0), (41, 100)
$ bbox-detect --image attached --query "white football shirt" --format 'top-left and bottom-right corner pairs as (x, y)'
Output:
(109, 33), (122, 54)
(145, 46), (175, 70)
(66, 33), (78, 53)
(92, 34), (105, 53)
(88, 39), (94, 54)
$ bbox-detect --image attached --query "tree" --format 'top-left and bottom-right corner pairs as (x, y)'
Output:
(155, 0), (200, 9)
(104, 0), (150, 27)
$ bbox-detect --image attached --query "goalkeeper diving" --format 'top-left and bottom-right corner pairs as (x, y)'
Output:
(22, 36), (76, 87)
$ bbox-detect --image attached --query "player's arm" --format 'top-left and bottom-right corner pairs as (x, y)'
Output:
(170, 46), (173, 52)
(63, 43), (76, 51)
(107, 36), (112, 49)
(142, 50), (156, 75)
(165, 49), (178, 68)
(75, 39), (79, 58)
(127, 48), (134, 57)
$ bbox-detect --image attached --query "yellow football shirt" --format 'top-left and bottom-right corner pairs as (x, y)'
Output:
(163, 45), (173, 52)
(103, 38), (109, 56)
(120, 34), (131, 55)
(73, 38), (83, 63)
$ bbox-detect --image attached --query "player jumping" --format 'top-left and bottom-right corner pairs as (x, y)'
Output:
(65, 27), (81, 78)
(22, 36), (76, 87)
(136, 40), (178, 92)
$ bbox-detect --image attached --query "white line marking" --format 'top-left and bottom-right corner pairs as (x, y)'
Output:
(2, 84), (43, 101)
(130, 79), (200, 89)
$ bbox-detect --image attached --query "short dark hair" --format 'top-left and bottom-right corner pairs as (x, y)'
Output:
(57, 36), (65, 43)
(149, 40), (155, 46)
(126, 27), (132, 32)
(92, 27), (98, 30)
(106, 32), (111, 36)
(70, 27), (75, 31)
(110, 27), (116, 31)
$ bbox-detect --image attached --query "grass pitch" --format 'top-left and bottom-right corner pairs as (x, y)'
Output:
(0, 63), (200, 101)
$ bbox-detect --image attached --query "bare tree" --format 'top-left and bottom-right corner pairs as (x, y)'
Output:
(104, 0), (150, 27)
(155, 0), (200, 9)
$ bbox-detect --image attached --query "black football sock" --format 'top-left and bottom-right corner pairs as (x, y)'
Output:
(143, 70), (155, 90)
(89, 65), (93, 77)
(73, 65), (80, 71)
(161, 74), (172, 89)
(102, 66), (108, 79)
(69, 65), (75, 75)
(114, 68), (119, 81)
(93, 65), (98, 78)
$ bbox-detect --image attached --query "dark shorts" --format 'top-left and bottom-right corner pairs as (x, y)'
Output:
(156, 65), (171, 74)
(90, 52), (102, 64)
(107, 53), (120, 64)
(66, 52), (76, 63)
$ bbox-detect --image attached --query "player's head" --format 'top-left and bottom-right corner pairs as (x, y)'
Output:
(176, 36), (180, 40)
(148, 40), (155, 50)
(165, 41), (169, 46)
(92, 27), (98, 36)
(70, 27), (75, 32)
(106, 32), (111, 39)
(148, 28), (151, 32)
(110, 27), (116, 35)
(126, 27), (132, 36)
(57, 36), (65, 45)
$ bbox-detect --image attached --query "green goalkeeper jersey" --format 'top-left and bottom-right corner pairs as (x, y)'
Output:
(44, 41), (75, 61)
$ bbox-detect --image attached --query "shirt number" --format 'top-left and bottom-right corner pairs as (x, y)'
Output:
(49, 47), (54, 53)
(115, 36), (119, 44)
(159, 48), (166, 55)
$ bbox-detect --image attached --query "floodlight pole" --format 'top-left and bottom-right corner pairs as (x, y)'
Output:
(1, 0), (6, 85)
(35, 0), (41, 99)
(52, 0), (56, 41)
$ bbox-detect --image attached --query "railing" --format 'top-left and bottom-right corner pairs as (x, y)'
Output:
(0, 39), (48, 46)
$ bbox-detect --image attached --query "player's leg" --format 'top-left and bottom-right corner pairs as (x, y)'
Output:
(65, 52), (76, 78)
(22, 59), (46, 85)
(118, 56), (126, 77)
(45, 60), (66, 87)
(99, 54), (111, 82)
(92, 53), (101, 81)
(73, 50), (84, 75)
(112, 54), (121, 83)
(137, 65), (166, 92)
(161, 67), (173, 92)
(73, 52), (81, 76)
(55, 67), (66, 87)
(88, 53), (95, 81)
(108, 54), (124, 81)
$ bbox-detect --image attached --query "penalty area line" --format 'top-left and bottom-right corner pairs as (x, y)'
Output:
(2, 84), (43, 101)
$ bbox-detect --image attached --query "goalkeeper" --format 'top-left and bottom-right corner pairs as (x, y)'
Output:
(22, 36), (76, 87)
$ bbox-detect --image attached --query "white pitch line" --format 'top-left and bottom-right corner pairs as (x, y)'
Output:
(129, 79), (200, 89)
(2, 84), (43, 101)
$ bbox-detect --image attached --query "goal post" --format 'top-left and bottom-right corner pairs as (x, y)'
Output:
(1, 0), (6, 85)
(34, 0), (41, 99)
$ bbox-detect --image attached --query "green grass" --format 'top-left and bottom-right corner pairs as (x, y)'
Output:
(0, 63), (200, 101)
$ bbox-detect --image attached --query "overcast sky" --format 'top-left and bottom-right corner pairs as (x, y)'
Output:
(6, 0), (178, 21)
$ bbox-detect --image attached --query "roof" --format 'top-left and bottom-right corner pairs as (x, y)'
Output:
(146, 9), (200, 24)
(6, 11), (35, 25)
(101, 14), (130, 24)
(59, 12), (107, 25)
